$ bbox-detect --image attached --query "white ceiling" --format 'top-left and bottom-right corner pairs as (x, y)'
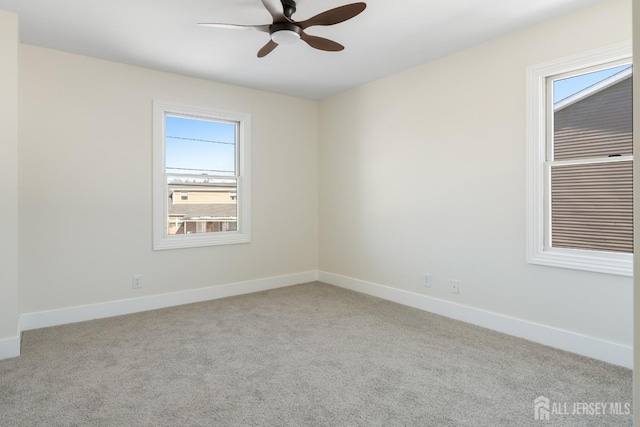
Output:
(0, 0), (606, 99)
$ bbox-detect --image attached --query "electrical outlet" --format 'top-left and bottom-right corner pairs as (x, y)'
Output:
(132, 274), (143, 289)
(423, 273), (431, 288)
(450, 279), (459, 294)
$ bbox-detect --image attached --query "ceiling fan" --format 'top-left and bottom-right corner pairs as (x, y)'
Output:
(198, 0), (367, 58)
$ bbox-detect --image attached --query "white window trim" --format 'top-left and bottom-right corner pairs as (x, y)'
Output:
(153, 101), (251, 250)
(526, 41), (632, 276)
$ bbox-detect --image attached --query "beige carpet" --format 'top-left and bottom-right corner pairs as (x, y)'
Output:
(0, 282), (632, 426)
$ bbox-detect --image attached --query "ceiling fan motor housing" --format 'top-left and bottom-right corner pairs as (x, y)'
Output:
(270, 22), (302, 45)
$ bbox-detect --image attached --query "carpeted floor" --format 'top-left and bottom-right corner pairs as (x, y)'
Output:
(0, 282), (632, 426)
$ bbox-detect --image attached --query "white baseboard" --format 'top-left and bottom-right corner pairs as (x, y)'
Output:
(13, 270), (633, 369)
(318, 271), (632, 369)
(21, 271), (318, 332)
(0, 335), (20, 360)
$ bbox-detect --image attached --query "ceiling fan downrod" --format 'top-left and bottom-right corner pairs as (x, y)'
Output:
(281, 0), (297, 19)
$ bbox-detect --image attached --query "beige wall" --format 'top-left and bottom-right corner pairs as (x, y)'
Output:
(18, 45), (318, 313)
(318, 0), (632, 346)
(633, 0), (639, 420)
(0, 11), (19, 351)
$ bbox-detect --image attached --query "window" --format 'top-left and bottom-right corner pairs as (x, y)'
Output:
(153, 101), (251, 250)
(526, 41), (632, 276)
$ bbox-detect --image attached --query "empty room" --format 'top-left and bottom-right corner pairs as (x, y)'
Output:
(0, 0), (637, 425)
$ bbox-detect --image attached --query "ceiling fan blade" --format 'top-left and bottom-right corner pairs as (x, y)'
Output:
(261, 0), (290, 23)
(198, 23), (270, 33)
(300, 33), (344, 52)
(297, 3), (366, 29)
(257, 40), (279, 58)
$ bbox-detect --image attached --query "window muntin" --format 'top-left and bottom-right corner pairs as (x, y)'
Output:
(153, 102), (251, 250)
(526, 41), (632, 276)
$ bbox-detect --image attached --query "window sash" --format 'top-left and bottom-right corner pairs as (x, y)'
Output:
(166, 175), (239, 235)
(165, 113), (239, 176)
(545, 158), (633, 253)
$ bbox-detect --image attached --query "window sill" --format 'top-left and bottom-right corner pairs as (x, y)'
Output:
(153, 232), (251, 250)
(527, 247), (632, 276)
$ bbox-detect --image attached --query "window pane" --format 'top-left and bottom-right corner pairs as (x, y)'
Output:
(550, 161), (632, 253)
(167, 177), (237, 235)
(553, 65), (632, 160)
(165, 115), (237, 176)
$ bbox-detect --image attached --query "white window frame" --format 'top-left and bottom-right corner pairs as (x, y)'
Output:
(153, 101), (251, 250)
(526, 41), (632, 276)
